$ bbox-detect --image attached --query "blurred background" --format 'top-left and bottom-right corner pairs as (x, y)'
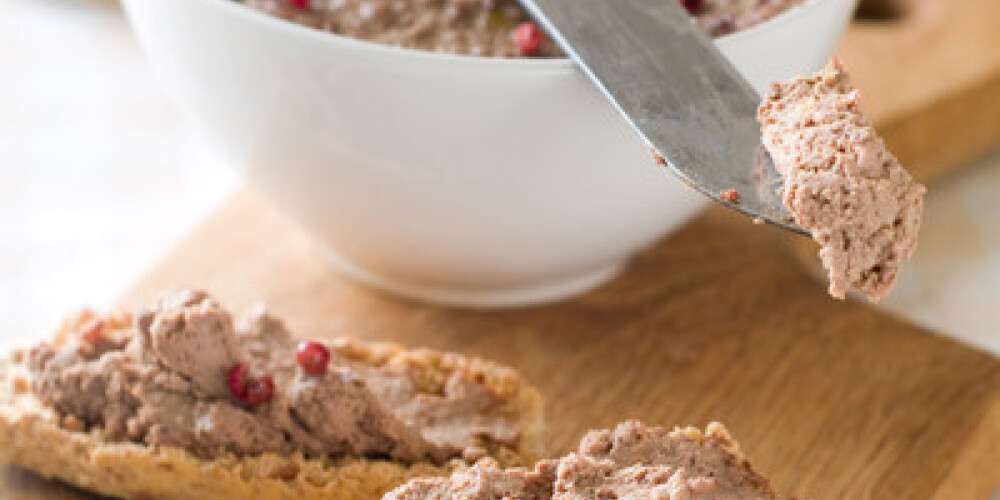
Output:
(2, 0), (998, 353)
(2, 0), (238, 346)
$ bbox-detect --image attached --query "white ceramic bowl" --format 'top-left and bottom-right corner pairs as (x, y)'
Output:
(122, 0), (857, 307)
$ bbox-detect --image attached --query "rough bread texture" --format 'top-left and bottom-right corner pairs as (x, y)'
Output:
(0, 314), (544, 500)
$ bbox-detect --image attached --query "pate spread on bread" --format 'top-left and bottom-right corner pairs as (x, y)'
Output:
(0, 288), (543, 500)
(385, 421), (790, 500)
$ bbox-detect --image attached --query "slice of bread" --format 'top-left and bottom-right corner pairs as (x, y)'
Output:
(0, 313), (544, 500)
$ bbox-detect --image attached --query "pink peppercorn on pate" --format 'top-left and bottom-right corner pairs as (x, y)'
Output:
(0, 288), (543, 500)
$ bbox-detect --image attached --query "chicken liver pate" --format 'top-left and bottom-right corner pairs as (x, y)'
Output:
(27, 289), (519, 463)
(238, 0), (803, 57)
(385, 421), (780, 500)
(758, 61), (926, 302)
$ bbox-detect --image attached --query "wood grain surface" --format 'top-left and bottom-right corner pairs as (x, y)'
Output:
(3, 0), (1000, 499)
(5, 192), (996, 500)
(840, 0), (1000, 183)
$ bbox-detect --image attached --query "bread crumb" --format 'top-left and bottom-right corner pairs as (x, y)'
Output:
(11, 376), (27, 394)
(720, 189), (739, 204)
(61, 414), (85, 432)
(650, 149), (666, 166)
(462, 446), (487, 463)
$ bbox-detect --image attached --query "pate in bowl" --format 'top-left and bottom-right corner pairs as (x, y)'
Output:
(122, 0), (858, 307)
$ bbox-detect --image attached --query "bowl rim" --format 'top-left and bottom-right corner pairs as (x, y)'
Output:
(199, 0), (829, 70)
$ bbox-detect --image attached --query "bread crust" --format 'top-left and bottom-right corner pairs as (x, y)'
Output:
(0, 331), (544, 500)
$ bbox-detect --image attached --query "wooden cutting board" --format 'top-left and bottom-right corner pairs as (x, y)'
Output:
(4, 191), (998, 500)
(3, 0), (1000, 499)
(839, 0), (1000, 183)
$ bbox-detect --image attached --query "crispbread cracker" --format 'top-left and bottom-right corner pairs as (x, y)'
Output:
(0, 334), (544, 500)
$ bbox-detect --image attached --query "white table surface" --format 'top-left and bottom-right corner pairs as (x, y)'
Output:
(2, 0), (998, 355)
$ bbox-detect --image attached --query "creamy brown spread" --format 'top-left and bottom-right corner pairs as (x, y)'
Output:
(241, 0), (558, 57)
(385, 421), (777, 500)
(27, 289), (518, 463)
(758, 61), (925, 302)
(238, 0), (802, 57)
(696, 0), (803, 37)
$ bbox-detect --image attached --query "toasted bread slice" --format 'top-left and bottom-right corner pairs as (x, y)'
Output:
(0, 313), (544, 500)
